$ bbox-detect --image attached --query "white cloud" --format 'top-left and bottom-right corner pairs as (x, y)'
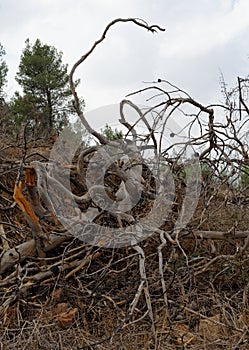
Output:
(160, 0), (249, 59)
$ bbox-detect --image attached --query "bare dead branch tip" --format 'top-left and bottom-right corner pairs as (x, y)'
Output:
(69, 17), (165, 144)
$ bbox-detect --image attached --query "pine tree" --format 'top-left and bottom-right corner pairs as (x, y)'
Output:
(14, 39), (78, 136)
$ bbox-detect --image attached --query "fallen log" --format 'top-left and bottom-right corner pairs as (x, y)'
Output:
(0, 233), (70, 275)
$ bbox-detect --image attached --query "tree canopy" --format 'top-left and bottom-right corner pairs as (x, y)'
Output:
(14, 39), (77, 136)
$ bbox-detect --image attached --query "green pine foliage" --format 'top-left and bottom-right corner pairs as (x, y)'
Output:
(101, 124), (123, 141)
(13, 39), (79, 136)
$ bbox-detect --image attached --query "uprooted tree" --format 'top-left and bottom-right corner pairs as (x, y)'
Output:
(0, 18), (249, 349)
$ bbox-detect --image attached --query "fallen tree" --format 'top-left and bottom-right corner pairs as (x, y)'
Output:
(0, 17), (249, 350)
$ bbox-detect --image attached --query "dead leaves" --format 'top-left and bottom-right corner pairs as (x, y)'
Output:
(172, 323), (196, 347)
(198, 314), (227, 341)
(170, 314), (231, 347)
(49, 302), (78, 329)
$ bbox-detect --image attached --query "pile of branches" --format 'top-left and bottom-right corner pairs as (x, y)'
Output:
(0, 18), (249, 349)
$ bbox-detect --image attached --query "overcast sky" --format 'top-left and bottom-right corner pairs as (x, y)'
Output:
(1, 0), (249, 118)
